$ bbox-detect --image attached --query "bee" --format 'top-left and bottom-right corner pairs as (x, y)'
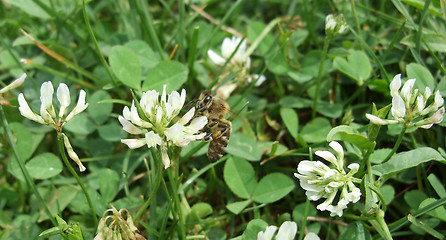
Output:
(195, 91), (232, 162)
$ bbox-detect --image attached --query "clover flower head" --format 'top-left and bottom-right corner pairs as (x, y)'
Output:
(18, 81), (88, 131)
(325, 14), (348, 37)
(207, 36), (267, 98)
(257, 221), (297, 240)
(119, 85), (208, 169)
(294, 141), (361, 217)
(18, 81), (88, 171)
(94, 206), (146, 240)
(366, 74), (445, 129)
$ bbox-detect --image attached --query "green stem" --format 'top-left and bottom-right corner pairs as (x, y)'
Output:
(382, 124), (407, 163)
(56, 133), (98, 227)
(350, 0), (362, 45)
(298, 198), (311, 240)
(134, 153), (163, 221)
(82, 0), (122, 97)
(311, 37), (330, 119)
(167, 169), (186, 240)
(375, 210), (393, 240)
(0, 106), (56, 226)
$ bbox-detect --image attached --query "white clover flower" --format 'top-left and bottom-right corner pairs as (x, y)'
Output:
(304, 232), (320, 240)
(0, 73), (26, 94)
(208, 36), (248, 66)
(207, 36), (267, 96)
(294, 141), (361, 217)
(325, 14), (348, 36)
(119, 85), (208, 169)
(18, 81), (88, 171)
(366, 74), (445, 129)
(257, 221), (297, 240)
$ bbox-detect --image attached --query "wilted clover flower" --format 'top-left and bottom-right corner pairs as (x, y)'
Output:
(257, 221), (297, 240)
(18, 81), (88, 171)
(325, 14), (348, 37)
(119, 85), (208, 169)
(94, 206), (145, 240)
(294, 141), (361, 217)
(366, 74), (445, 129)
(207, 36), (266, 98)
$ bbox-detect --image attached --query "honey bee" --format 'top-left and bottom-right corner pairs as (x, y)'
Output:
(195, 91), (232, 162)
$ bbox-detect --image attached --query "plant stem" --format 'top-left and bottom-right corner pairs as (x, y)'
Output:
(167, 168), (186, 240)
(0, 106), (57, 226)
(375, 210), (393, 240)
(134, 152), (163, 221)
(56, 133), (98, 227)
(311, 37), (330, 119)
(298, 198), (311, 240)
(382, 124), (407, 163)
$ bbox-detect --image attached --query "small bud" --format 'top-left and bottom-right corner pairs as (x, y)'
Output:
(0, 73), (26, 94)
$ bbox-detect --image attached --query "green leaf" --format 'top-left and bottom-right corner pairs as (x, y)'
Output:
(142, 60), (188, 92)
(226, 133), (262, 161)
(367, 103), (391, 142)
(9, 122), (33, 160)
(370, 148), (392, 164)
(419, 198), (446, 222)
(252, 173), (294, 204)
(316, 101), (343, 118)
(223, 157), (257, 199)
(427, 174), (446, 198)
(109, 46), (141, 90)
(404, 190), (428, 210)
(401, 33), (446, 53)
(5, 0), (50, 19)
(87, 90), (113, 125)
(290, 29), (309, 46)
(372, 148), (445, 177)
(280, 108), (298, 139)
(26, 153), (62, 179)
(333, 50), (371, 84)
(190, 202), (213, 219)
(406, 63), (435, 90)
(401, 0), (442, 15)
(98, 122), (126, 142)
(292, 203), (317, 225)
(98, 168), (120, 203)
(327, 125), (373, 152)
(300, 118), (332, 143)
(64, 113), (96, 135)
(226, 200), (252, 214)
(242, 219), (268, 240)
(380, 185), (395, 205)
(124, 40), (160, 69)
(39, 185), (79, 221)
(339, 222), (372, 240)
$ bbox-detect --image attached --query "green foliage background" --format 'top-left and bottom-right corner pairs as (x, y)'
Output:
(1, 0), (446, 239)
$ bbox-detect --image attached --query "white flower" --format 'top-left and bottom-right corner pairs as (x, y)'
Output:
(18, 81), (88, 171)
(325, 14), (348, 36)
(18, 81), (88, 131)
(207, 36), (267, 94)
(0, 73), (26, 94)
(303, 232), (320, 240)
(294, 141), (361, 217)
(257, 221), (297, 240)
(366, 74), (445, 128)
(208, 37), (248, 66)
(119, 85), (208, 169)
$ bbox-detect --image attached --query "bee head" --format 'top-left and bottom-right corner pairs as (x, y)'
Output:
(197, 91), (213, 111)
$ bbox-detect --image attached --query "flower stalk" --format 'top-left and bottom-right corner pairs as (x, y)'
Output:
(311, 37), (330, 120)
(57, 133), (98, 227)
